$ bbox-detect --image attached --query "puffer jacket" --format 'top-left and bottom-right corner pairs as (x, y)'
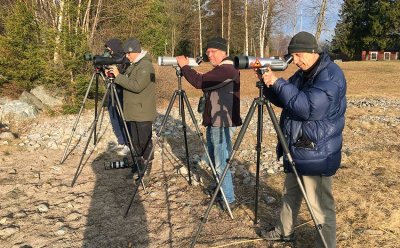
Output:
(114, 51), (156, 122)
(264, 52), (346, 176)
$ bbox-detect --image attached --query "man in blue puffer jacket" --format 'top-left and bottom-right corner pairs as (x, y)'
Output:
(260, 32), (346, 248)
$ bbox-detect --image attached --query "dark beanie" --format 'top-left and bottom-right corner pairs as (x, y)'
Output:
(123, 38), (141, 53)
(288, 31), (318, 54)
(206, 37), (227, 52)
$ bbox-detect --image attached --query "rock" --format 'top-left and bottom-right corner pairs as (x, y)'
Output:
(30, 85), (63, 108)
(37, 203), (49, 213)
(0, 100), (38, 123)
(0, 226), (19, 238)
(264, 195), (277, 204)
(19, 91), (46, 110)
(179, 166), (188, 176)
(0, 131), (16, 140)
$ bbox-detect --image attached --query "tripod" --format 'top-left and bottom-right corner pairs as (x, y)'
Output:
(60, 68), (102, 164)
(191, 81), (328, 248)
(124, 66), (234, 218)
(61, 68), (145, 189)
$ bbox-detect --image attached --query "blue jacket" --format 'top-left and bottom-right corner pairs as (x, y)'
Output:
(264, 52), (346, 176)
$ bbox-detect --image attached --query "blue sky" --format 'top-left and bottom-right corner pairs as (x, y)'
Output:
(288, 0), (343, 41)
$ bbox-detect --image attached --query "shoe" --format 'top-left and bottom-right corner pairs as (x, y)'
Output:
(222, 201), (237, 211)
(259, 227), (294, 242)
(117, 145), (130, 156)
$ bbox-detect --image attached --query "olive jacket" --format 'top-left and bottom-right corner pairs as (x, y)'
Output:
(115, 51), (156, 122)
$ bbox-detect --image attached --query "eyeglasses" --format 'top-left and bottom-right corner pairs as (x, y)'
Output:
(206, 49), (219, 56)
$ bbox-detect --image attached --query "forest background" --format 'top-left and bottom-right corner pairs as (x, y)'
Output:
(0, 0), (399, 112)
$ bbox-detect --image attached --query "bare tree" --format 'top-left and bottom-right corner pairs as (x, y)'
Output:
(227, 0), (231, 55)
(221, 0), (224, 38)
(244, 0), (248, 55)
(198, 0), (203, 55)
(258, 0), (269, 57)
(315, 0), (327, 41)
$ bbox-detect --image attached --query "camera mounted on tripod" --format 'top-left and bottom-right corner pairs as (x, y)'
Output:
(84, 50), (126, 78)
(158, 56), (203, 67)
(234, 54), (293, 75)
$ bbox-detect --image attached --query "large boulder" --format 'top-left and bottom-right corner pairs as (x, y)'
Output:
(0, 100), (38, 124)
(19, 91), (46, 110)
(30, 85), (63, 108)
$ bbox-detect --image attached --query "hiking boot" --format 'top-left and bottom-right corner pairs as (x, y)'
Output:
(260, 227), (295, 242)
(222, 201), (237, 211)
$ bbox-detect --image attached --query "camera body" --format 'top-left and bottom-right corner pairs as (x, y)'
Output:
(158, 56), (201, 67)
(234, 55), (293, 71)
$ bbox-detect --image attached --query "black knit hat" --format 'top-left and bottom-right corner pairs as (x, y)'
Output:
(123, 38), (141, 53)
(206, 37), (227, 52)
(288, 31), (318, 54)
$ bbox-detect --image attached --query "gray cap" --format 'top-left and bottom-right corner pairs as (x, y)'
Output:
(123, 38), (141, 53)
(288, 32), (318, 54)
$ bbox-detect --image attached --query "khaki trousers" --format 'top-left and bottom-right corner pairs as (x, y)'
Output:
(276, 173), (336, 248)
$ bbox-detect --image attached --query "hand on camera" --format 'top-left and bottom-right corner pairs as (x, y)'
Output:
(262, 69), (278, 88)
(106, 65), (120, 77)
(176, 56), (189, 68)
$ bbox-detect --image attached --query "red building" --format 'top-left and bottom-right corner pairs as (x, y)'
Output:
(362, 50), (399, 61)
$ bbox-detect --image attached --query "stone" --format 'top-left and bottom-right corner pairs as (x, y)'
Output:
(37, 203), (49, 213)
(0, 226), (19, 238)
(0, 100), (38, 123)
(0, 131), (16, 140)
(19, 91), (46, 110)
(30, 85), (63, 108)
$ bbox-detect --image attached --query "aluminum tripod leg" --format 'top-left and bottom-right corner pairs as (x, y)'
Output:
(60, 72), (97, 164)
(70, 82), (145, 190)
(190, 98), (258, 248)
(125, 89), (232, 218)
(265, 100), (328, 248)
(181, 92), (234, 219)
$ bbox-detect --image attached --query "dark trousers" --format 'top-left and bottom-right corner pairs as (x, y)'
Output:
(107, 86), (127, 145)
(127, 121), (153, 162)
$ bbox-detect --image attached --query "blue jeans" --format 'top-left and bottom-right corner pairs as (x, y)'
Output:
(206, 126), (236, 203)
(107, 87), (127, 145)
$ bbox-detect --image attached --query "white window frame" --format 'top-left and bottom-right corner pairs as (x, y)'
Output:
(370, 52), (378, 61)
(384, 52), (391, 61)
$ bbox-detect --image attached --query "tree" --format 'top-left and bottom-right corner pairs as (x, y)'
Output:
(332, 0), (400, 60)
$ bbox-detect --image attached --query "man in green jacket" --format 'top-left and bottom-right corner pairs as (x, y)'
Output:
(108, 38), (156, 168)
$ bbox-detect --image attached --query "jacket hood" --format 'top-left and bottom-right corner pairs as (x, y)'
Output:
(133, 50), (151, 63)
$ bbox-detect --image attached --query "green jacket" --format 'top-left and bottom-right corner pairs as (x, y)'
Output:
(115, 51), (156, 122)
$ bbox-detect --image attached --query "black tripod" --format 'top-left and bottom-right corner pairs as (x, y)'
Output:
(124, 66), (234, 218)
(60, 68), (103, 164)
(191, 81), (328, 248)
(62, 68), (145, 189)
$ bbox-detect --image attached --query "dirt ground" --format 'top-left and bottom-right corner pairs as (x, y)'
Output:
(1, 61), (399, 248)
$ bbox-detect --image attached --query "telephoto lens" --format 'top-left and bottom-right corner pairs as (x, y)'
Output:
(104, 157), (130, 170)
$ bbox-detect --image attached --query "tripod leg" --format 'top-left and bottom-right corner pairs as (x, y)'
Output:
(61, 73), (97, 164)
(181, 92), (234, 219)
(190, 99), (258, 248)
(265, 100), (328, 248)
(71, 82), (110, 187)
(254, 99), (264, 224)
(124, 90), (180, 217)
(110, 83), (146, 190)
(179, 91), (192, 185)
(94, 73), (99, 145)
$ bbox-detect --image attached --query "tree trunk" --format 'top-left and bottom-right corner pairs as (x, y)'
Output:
(82, 0), (92, 34)
(221, 0), (224, 38)
(89, 0), (102, 48)
(227, 0), (231, 55)
(198, 0), (203, 56)
(54, 0), (64, 63)
(244, 0), (248, 55)
(315, 0), (327, 41)
(259, 0), (269, 57)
